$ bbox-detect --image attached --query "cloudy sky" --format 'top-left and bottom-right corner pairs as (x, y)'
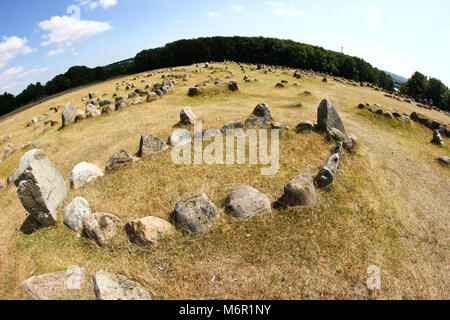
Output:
(1, 0), (449, 94)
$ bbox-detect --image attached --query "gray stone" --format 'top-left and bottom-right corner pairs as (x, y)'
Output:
(138, 134), (169, 157)
(92, 271), (151, 300)
(221, 120), (244, 133)
(98, 99), (112, 107)
(245, 117), (268, 127)
(437, 156), (450, 165)
(343, 134), (358, 150)
(384, 111), (394, 119)
(314, 154), (340, 188)
(173, 193), (218, 233)
(327, 128), (346, 142)
(70, 162), (104, 189)
(14, 149), (67, 226)
(225, 186), (271, 219)
(22, 266), (86, 300)
(431, 130), (445, 145)
(83, 213), (121, 246)
(252, 103), (273, 121)
(277, 174), (317, 207)
(188, 87), (201, 97)
(62, 103), (83, 127)
(168, 129), (192, 147)
(105, 150), (139, 171)
(63, 197), (91, 232)
(180, 107), (197, 125)
(271, 122), (289, 130)
(317, 99), (345, 133)
(296, 121), (314, 134)
(132, 97), (144, 105)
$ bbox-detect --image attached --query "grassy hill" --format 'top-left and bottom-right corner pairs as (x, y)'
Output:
(0, 62), (448, 300)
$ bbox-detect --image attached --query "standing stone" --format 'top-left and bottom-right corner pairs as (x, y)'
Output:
(180, 107), (198, 125)
(252, 103), (273, 121)
(225, 186), (271, 219)
(21, 266), (86, 300)
(138, 134), (168, 157)
(70, 162), (104, 189)
(188, 87), (201, 97)
(63, 197), (91, 232)
(105, 150), (139, 171)
(316, 99), (346, 133)
(125, 216), (175, 246)
(277, 174), (317, 207)
(173, 193), (218, 233)
(431, 130), (445, 145)
(92, 271), (151, 300)
(14, 149), (67, 226)
(62, 103), (83, 127)
(168, 130), (192, 147)
(228, 82), (239, 91)
(83, 213), (121, 246)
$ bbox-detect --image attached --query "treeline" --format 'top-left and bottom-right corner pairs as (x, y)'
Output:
(4, 36), (445, 117)
(0, 63), (133, 116)
(134, 36), (396, 90)
(400, 72), (450, 110)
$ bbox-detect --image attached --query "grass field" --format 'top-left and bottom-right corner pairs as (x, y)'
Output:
(0, 62), (448, 300)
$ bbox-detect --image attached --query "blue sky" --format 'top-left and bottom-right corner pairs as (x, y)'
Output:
(1, 0), (449, 94)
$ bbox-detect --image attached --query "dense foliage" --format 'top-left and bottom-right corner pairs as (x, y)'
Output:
(3, 36), (447, 117)
(400, 72), (450, 110)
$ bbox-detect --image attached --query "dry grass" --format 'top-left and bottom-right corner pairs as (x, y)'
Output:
(0, 63), (449, 300)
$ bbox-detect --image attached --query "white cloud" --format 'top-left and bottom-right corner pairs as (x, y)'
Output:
(17, 68), (51, 79)
(274, 8), (308, 16)
(46, 47), (69, 56)
(231, 5), (245, 12)
(0, 36), (37, 69)
(38, 15), (113, 46)
(72, 51), (80, 56)
(368, 6), (381, 30)
(208, 12), (221, 18)
(266, 1), (286, 8)
(77, 0), (118, 10)
(0, 67), (52, 93)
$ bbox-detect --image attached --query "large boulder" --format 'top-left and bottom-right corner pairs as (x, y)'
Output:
(105, 150), (139, 171)
(63, 197), (91, 232)
(22, 266), (86, 300)
(225, 186), (271, 219)
(173, 193), (218, 233)
(83, 213), (121, 246)
(14, 149), (67, 226)
(125, 216), (175, 246)
(252, 103), (273, 121)
(316, 99), (345, 133)
(62, 103), (83, 127)
(168, 130), (192, 147)
(180, 107), (198, 125)
(70, 162), (104, 189)
(92, 271), (151, 300)
(277, 174), (317, 207)
(138, 134), (168, 157)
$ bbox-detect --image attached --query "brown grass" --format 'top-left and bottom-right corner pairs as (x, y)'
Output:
(0, 63), (449, 300)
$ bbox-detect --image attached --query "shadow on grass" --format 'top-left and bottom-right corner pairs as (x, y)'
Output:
(20, 215), (46, 235)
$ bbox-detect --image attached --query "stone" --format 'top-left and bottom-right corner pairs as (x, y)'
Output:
(375, 109), (383, 115)
(410, 111), (420, 122)
(228, 82), (239, 91)
(115, 101), (129, 110)
(89, 91), (96, 99)
(316, 99), (345, 133)
(14, 149), (67, 226)
(343, 134), (358, 150)
(245, 117), (268, 127)
(70, 162), (104, 189)
(437, 156), (450, 165)
(173, 193), (218, 233)
(384, 111), (394, 119)
(277, 174), (317, 207)
(180, 107), (198, 125)
(21, 266), (86, 300)
(296, 121), (315, 133)
(322, 78), (328, 82)
(221, 120), (244, 133)
(168, 129), (192, 147)
(92, 271), (150, 300)
(83, 213), (121, 246)
(62, 103), (83, 127)
(431, 130), (445, 145)
(332, 142), (344, 159)
(138, 134), (169, 157)
(125, 216), (175, 246)
(105, 150), (139, 171)
(101, 105), (113, 114)
(128, 92), (138, 98)
(188, 87), (201, 97)
(327, 128), (346, 142)
(98, 99), (112, 107)
(358, 103), (366, 109)
(275, 83), (285, 88)
(225, 186), (271, 219)
(132, 97), (144, 105)
(252, 103), (273, 121)
(146, 92), (158, 102)
(314, 154), (340, 188)
(63, 197), (91, 232)
(271, 122), (289, 130)
(288, 102), (303, 108)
